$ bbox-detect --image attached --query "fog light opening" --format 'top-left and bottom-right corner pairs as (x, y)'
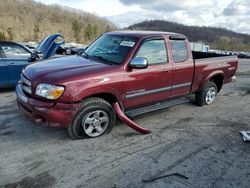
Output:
(34, 115), (46, 124)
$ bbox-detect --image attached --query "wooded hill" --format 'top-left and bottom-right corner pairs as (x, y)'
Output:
(127, 20), (250, 51)
(0, 0), (116, 43)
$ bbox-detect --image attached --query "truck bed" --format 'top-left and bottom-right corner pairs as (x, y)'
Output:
(192, 51), (231, 59)
(191, 52), (238, 93)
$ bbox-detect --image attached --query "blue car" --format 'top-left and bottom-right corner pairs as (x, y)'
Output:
(0, 34), (64, 88)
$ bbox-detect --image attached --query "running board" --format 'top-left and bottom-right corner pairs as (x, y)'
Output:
(125, 98), (189, 118)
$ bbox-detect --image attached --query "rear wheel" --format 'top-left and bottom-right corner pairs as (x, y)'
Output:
(67, 97), (116, 139)
(195, 81), (218, 106)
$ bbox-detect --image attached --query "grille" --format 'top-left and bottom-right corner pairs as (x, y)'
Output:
(21, 73), (32, 95)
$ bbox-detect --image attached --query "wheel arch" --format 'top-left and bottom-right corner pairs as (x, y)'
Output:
(208, 74), (224, 92)
(200, 71), (224, 93)
(83, 92), (119, 105)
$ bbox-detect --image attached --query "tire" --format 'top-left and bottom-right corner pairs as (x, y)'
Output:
(67, 97), (116, 139)
(195, 81), (218, 106)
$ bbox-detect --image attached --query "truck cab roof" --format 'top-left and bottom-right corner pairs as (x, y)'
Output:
(107, 30), (187, 39)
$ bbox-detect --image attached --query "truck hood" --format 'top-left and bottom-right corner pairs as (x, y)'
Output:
(24, 55), (112, 83)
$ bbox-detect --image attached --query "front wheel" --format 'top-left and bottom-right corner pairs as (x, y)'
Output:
(67, 97), (116, 139)
(195, 81), (218, 106)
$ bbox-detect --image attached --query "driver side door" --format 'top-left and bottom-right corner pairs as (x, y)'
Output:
(124, 37), (173, 110)
(0, 47), (9, 85)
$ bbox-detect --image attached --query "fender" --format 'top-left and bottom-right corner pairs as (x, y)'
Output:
(199, 70), (224, 91)
(79, 87), (123, 103)
(63, 77), (124, 103)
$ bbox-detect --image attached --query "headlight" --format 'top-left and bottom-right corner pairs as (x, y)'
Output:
(35, 83), (65, 99)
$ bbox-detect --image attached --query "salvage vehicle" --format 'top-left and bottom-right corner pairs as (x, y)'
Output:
(16, 31), (238, 139)
(56, 45), (85, 55)
(0, 34), (64, 88)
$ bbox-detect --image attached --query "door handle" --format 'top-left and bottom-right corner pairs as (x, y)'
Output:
(9, 62), (16, 65)
(163, 68), (170, 72)
(175, 67), (181, 71)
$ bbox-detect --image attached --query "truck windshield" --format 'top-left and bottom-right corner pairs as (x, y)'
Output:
(84, 34), (137, 64)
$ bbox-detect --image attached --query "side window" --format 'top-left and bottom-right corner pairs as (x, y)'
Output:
(1, 44), (30, 58)
(0, 47), (4, 58)
(136, 39), (168, 65)
(170, 40), (188, 62)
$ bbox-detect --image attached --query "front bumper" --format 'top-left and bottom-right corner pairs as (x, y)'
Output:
(16, 84), (79, 128)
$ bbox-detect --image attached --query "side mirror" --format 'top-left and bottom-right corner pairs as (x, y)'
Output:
(130, 57), (148, 69)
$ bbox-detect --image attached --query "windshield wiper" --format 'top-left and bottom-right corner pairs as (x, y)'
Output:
(77, 50), (89, 59)
(91, 55), (116, 65)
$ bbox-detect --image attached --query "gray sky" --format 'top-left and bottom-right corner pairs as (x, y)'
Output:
(37, 0), (250, 34)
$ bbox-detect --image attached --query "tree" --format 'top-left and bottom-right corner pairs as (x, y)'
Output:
(7, 27), (14, 41)
(93, 24), (99, 38)
(0, 31), (6, 41)
(84, 23), (93, 41)
(0, 0), (116, 43)
(71, 19), (82, 43)
(105, 25), (112, 32)
(33, 24), (40, 42)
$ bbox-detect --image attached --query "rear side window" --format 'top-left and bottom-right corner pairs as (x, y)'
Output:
(0, 47), (4, 58)
(1, 43), (30, 58)
(136, 39), (168, 65)
(170, 40), (188, 62)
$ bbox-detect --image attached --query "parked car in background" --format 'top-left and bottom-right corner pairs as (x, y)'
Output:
(56, 45), (85, 55)
(19, 42), (37, 52)
(236, 52), (250, 59)
(0, 34), (64, 88)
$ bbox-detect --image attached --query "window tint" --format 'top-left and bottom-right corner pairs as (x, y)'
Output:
(1, 44), (30, 58)
(136, 39), (167, 65)
(170, 40), (188, 62)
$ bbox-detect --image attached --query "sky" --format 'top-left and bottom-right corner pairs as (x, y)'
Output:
(36, 0), (250, 34)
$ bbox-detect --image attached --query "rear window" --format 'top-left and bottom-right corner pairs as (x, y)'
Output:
(170, 40), (188, 62)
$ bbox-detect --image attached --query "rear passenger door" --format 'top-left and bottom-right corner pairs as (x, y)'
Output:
(124, 37), (172, 109)
(1, 43), (31, 85)
(0, 47), (9, 85)
(169, 38), (194, 97)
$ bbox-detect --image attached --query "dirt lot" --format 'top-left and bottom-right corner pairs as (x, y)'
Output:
(0, 59), (250, 188)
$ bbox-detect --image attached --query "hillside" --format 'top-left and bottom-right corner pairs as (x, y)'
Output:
(0, 0), (116, 43)
(127, 20), (250, 51)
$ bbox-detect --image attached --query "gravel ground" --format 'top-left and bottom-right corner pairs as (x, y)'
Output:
(0, 59), (250, 188)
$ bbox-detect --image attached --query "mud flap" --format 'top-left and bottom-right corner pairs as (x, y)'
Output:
(112, 102), (151, 134)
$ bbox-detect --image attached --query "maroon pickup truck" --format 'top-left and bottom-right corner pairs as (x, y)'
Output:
(16, 31), (238, 139)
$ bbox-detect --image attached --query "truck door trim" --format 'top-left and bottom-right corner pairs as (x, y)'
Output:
(125, 82), (191, 99)
(172, 82), (192, 89)
(125, 86), (171, 99)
